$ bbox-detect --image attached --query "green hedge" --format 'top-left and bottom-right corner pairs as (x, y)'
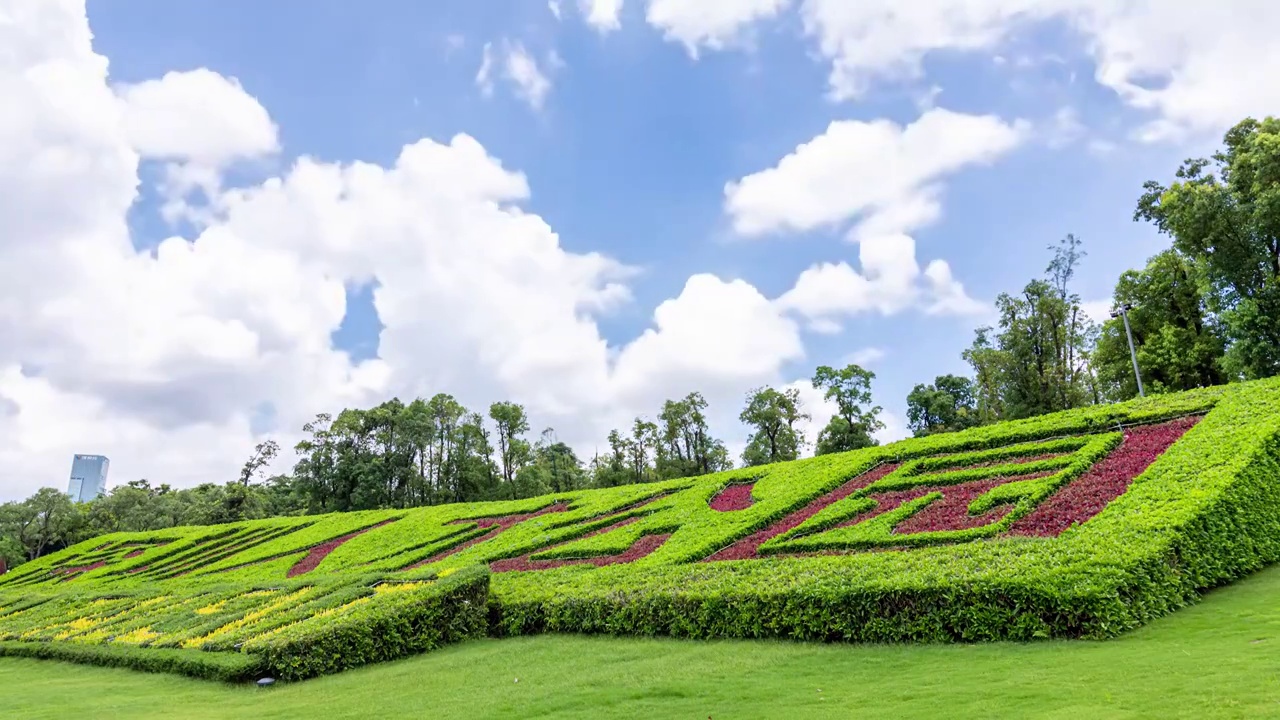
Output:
(245, 565), (489, 681)
(0, 641), (264, 682)
(487, 379), (1280, 643)
(3, 379), (1278, 679)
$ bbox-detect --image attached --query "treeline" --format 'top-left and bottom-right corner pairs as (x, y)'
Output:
(4, 115), (1279, 571)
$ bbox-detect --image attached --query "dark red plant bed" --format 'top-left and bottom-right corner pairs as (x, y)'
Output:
(123, 549), (145, 559)
(921, 452), (1064, 475)
(490, 516), (669, 572)
(1007, 416), (1201, 537)
(827, 471), (1053, 535)
(53, 560), (106, 576)
(287, 518), (401, 578)
(404, 503), (571, 570)
(704, 417), (1202, 560)
(710, 483), (755, 511)
(704, 463), (899, 561)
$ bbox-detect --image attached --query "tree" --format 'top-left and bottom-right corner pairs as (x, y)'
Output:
(811, 364), (884, 455)
(489, 401), (532, 490)
(906, 374), (979, 436)
(964, 243), (1098, 420)
(1, 489), (81, 561)
(656, 392), (732, 479)
(1093, 249), (1227, 400)
(1136, 116), (1280, 379)
(740, 387), (807, 466)
(239, 439), (280, 486)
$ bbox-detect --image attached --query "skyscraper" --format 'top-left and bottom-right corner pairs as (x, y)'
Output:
(67, 454), (109, 503)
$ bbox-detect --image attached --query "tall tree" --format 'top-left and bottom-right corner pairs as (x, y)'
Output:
(1136, 116), (1280, 379)
(811, 364), (884, 455)
(965, 239), (1099, 421)
(740, 387), (807, 466)
(3, 489), (81, 561)
(1093, 249), (1227, 399)
(488, 401), (532, 490)
(906, 374), (979, 436)
(656, 392), (732, 479)
(239, 440), (280, 486)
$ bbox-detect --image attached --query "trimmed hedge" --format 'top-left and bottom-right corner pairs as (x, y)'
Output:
(243, 565), (489, 681)
(3, 379), (1279, 679)
(0, 641), (263, 682)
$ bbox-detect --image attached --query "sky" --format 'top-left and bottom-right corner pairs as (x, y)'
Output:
(3, 0), (1278, 501)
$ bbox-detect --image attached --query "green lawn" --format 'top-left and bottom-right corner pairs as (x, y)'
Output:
(6, 566), (1280, 720)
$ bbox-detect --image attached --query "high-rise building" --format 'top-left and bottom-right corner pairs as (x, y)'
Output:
(67, 454), (110, 503)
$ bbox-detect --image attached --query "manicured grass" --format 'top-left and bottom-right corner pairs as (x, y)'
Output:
(6, 564), (1280, 719)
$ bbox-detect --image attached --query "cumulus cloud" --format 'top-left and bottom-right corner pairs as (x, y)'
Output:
(725, 109), (1013, 321)
(646, 0), (791, 55)
(598, 1), (1280, 142)
(724, 109), (1027, 238)
(579, 0), (624, 33)
(0, 0), (813, 500)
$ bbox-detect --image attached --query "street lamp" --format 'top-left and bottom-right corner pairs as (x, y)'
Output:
(1110, 303), (1145, 397)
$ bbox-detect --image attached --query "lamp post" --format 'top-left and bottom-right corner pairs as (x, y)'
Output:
(1110, 303), (1145, 397)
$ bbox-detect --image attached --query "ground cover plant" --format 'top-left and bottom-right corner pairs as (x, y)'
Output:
(3, 378), (1279, 681)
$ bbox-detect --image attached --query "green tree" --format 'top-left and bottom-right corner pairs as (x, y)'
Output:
(906, 374), (979, 436)
(2, 488), (82, 561)
(489, 401), (532, 492)
(1093, 249), (1227, 400)
(238, 440), (280, 486)
(964, 238), (1098, 421)
(1135, 116), (1280, 379)
(811, 364), (884, 455)
(656, 392), (732, 479)
(740, 387), (807, 466)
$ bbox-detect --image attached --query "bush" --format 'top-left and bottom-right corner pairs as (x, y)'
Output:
(0, 640), (263, 682)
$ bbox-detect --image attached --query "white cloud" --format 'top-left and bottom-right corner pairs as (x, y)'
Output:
(579, 0), (623, 33)
(840, 347), (886, 367)
(726, 109), (1013, 322)
(116, 69), (278, 166)
(475, 42), (496, 96)
(724, 109), (1027, 238)
(476, 41), (555, 111)
(503, 42), (553, 111)
(1079, 298), (1113, 325)
(645, 0), (791, 56)
(114, 68), (279, 222)
(549, 0), (562, 20)
(797, 0), (1280, 140)
(0, 0), (810, 500)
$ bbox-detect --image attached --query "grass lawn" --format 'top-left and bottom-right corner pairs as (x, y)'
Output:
(6, 566), (1280, 719)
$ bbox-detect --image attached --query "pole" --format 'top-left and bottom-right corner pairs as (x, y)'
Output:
(1119, 306), (1145, 397)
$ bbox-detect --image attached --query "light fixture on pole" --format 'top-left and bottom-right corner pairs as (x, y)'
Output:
(1110, 302), (1145, 397)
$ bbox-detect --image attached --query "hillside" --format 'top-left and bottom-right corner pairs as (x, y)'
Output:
(3, 378), (1280, 682)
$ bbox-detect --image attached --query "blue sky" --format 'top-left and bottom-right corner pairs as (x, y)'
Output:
(3, 0), (1267, 499)
(89, 0), (1180, 402)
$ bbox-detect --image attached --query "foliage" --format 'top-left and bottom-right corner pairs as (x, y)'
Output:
(906, 374), (980, 436)
(1093, 249), (1228, 400)
(811, 364), (883, 455)
(1136, 116), (1280, 379)
(961, 235), (1100, 423)
(739, 386), (808, 466)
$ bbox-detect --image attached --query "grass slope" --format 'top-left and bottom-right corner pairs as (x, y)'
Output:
(4, 562), (1280, 719)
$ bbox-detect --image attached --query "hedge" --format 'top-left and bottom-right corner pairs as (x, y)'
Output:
(0, 641), (263, 682)
(3, 379), (1279, 678)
